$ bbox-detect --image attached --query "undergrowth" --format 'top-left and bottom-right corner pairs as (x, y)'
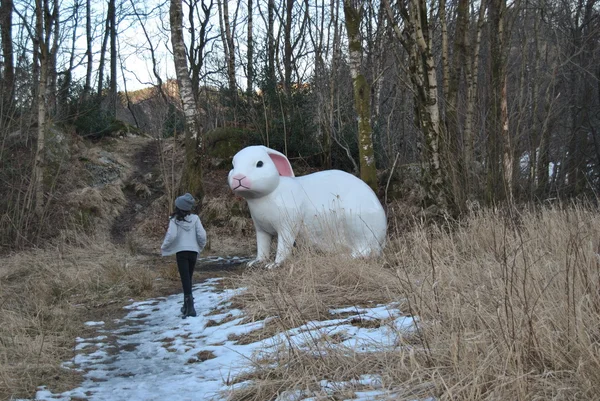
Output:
(227, 205), (600, 400)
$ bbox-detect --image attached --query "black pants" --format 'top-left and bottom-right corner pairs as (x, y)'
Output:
(176, 251), (198, 295)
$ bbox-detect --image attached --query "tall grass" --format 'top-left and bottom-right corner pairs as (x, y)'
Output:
(0, 239), (159, 399)
(229, 205), (600, 400)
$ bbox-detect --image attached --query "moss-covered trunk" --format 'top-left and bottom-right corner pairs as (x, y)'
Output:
(383, 0), (452, 215)
(343, 1), (378, 192)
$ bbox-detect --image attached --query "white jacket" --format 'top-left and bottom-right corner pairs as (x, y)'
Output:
(161, 214), (207, 256)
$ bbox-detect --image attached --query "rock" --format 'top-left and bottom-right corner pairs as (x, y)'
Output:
(46, 124), (71, 164)
(85, 163), (122, 186)
(81, 149), (128, 187)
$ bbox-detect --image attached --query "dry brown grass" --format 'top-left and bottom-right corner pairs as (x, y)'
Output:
(0, 238), (162, 399)
(228, 205), (600, 400)
(202, 195), (252, 231)
(232, 251), (400, 325)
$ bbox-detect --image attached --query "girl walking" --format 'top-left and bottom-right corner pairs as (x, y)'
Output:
(161, 193), (207, 318)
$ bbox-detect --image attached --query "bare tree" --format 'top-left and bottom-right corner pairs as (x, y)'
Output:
(82, 0), (92, 101)
(97, 1), (110, 97)
(307, 0), (337, 169)
(283, 0), (294, 91)
(57, 0), (81, 119)
(129, 0), (167, 101)
(267, 0), (276, 89)
(170, 0), (205, 203)
(108, 0), (117, 116)
(217, 0), (236, 94)
(187, 0), (213, 101)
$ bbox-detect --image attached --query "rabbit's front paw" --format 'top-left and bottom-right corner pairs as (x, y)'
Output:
(247, 258), (266, 268)
(265, 262), (280, 270)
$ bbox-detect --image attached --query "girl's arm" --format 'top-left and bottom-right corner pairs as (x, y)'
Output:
(196, 217), (207, 251)
(161, 219), (177, 250)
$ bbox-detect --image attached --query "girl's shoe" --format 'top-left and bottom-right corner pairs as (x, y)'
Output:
(184, 295), (196, 317)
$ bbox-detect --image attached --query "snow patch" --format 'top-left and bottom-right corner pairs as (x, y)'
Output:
(31, 276), (420, 401)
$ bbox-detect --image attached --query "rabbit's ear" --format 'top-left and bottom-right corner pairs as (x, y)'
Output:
(264, 147), (295, 177)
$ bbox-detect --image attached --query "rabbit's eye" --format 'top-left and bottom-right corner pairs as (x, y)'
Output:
(256, 161), (264, 167)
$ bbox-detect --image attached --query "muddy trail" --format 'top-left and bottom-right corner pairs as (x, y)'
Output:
(110, 138), (164, 245)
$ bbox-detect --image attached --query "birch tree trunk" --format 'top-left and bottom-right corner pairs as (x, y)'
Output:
(412, 0), (448, 211)
(343, 0), (378, 192)
(383, 0), (450, 214)
(439, 0), (449, 97)
(33, 0), (57, 216)
(170, 0), (205, 204)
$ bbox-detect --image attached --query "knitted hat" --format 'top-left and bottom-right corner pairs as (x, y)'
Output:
(175, 193), (195, 211)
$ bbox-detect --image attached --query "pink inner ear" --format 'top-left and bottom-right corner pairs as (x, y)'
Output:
(269, 153), (295, 177)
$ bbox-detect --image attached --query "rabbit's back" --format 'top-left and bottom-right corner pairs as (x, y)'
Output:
(295, 170), (387, 255)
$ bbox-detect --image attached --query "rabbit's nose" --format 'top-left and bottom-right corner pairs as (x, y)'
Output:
(231, 173), (246, 182)
(230, 174), (252, 190)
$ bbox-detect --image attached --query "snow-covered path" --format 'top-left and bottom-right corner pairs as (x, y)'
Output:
(37, 278), (263, 401)
(33, 258), (419, 401)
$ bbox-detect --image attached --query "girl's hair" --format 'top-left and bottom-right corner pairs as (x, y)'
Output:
(170, 207), (191, 222)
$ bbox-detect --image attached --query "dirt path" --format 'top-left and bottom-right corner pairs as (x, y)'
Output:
(109, 137), (164, 244)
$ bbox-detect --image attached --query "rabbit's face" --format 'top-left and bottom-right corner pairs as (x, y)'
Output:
(228, 147), (280, 199)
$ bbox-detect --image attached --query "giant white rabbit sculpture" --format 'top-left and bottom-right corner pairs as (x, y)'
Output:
(228, 145), (387, 267)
